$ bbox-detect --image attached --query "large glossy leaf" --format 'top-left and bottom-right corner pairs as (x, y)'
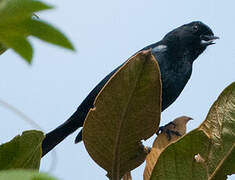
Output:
(0, 130), (44, 170)
(83, 50), (162, 180)
(0, 0), (75, 63)
(211, 144), (235, 180)
(0, 170), (57, 180)
(150, 82), (235, 180)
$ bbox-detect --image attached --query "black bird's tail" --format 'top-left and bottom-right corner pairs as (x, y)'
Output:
(41, 66), (120, 157)
(41, 110), (83, 157)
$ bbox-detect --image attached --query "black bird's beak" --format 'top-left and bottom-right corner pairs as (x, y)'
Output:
(200, 35), (219, 46)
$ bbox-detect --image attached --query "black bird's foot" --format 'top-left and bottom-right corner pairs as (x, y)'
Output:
(165, 129), (181, 141)
(156, 121), (176, 135)
(156, 122), (182, 141)
(145, 146), (152, 154)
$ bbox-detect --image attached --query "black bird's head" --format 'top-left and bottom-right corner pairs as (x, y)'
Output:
(162, 21), (219, 62)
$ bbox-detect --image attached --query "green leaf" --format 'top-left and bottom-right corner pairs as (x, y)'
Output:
(0, 130), (45, 170)
(0, 169), (57, 180)
(0, 35), (33, 63)
(0, 0), (74, 63)
(0, 43), (7, 54)
(22, 19), (75, 51)
(0, 0), (52, 23)
(83, 50), (162, 179)
(150, 82), (235, 180)
(211, 144), (235, 180)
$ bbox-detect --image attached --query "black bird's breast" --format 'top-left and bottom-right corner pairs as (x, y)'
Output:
(151, 47), (193, 111)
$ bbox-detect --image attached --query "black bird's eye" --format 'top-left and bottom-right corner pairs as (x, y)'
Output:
(192, 25), (199, 32)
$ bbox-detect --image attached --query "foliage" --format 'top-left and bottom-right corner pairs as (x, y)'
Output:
(0, 0), (75, 63)
(0, 130), (44, 170)
(149, 82), (235, 180)
(0, 169), (57, 180)
(0, 1), (234, 180)
(0, 131), (58, 179)
(0, 1), (68, 179)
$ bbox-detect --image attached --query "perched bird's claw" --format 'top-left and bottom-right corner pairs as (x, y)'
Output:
(156, 122), (182, 141)
(156, 121), (176, 135)
(167, 121), (176, 128)
(165, 129), (181, 141)
(156, 126), (163, 135)
(145, 146), (152, 154)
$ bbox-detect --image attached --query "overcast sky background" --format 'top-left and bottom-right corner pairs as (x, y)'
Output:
(0, 0), (234, 179)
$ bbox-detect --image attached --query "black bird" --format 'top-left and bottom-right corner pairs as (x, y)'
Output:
(42, 21), (218, 156)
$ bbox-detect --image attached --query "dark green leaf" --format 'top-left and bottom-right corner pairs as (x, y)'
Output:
(0, 130), (45, 170)
(0, 35), (33, 63)
(0, 43), (7, 54)
(211, 144), (235, 180)
(23, 19), (75, 51)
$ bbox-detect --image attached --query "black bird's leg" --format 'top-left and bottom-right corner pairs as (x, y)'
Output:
(156, 121), (176, 134)
(165, 129), (181, 141)
(156, 122), (181, 141)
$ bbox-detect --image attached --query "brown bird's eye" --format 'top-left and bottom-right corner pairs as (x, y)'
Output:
(193, 25), (199, 32)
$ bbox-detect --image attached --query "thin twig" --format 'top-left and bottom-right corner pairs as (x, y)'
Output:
(0, 98), (57, 172)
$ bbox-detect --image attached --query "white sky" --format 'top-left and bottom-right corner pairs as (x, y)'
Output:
(0, 0), (234, 179)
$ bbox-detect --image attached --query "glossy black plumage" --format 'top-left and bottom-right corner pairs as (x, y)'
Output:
(42, 21), (218, 156)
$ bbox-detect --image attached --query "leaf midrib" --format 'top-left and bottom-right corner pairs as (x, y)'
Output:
(112, 58), (147, 179)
